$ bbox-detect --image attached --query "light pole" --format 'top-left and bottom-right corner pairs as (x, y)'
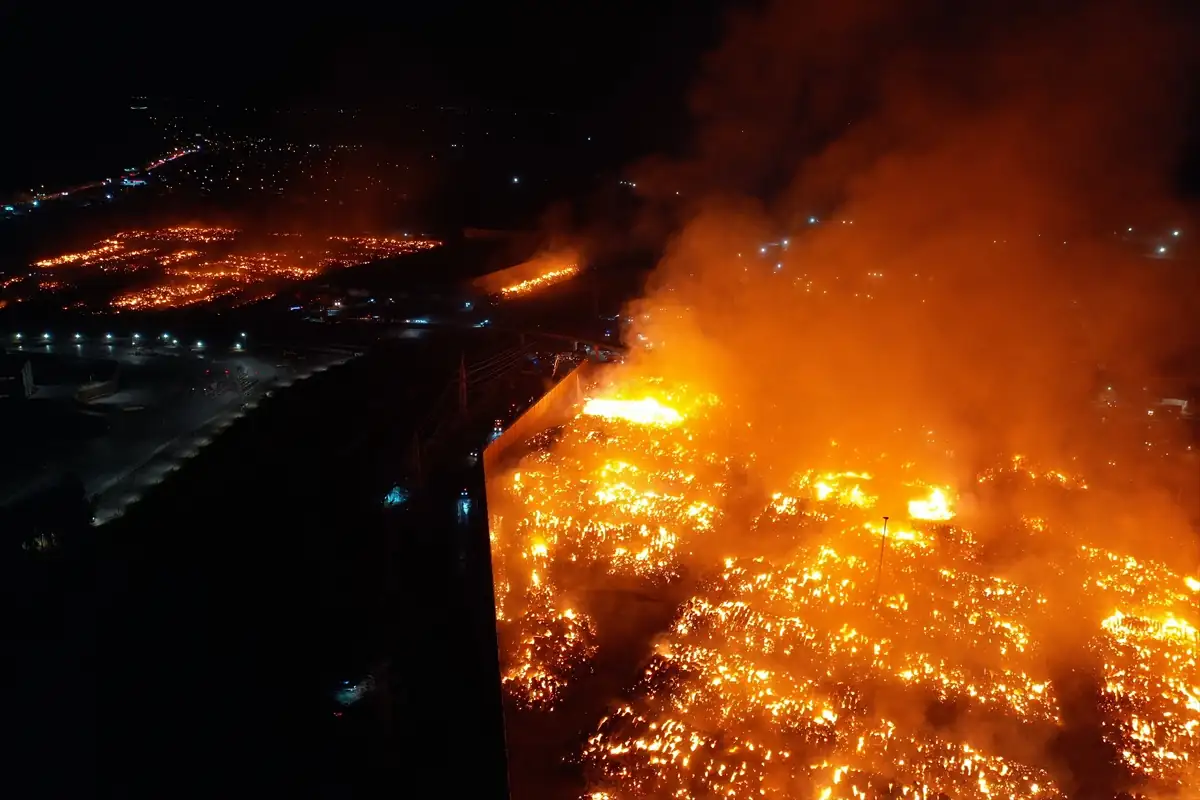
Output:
(873, 516), (890, 604)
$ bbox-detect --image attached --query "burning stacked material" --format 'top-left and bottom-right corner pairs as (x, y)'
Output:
(21, 226), (441, 310)
(471, 250), (582, 300)
(487, 374), (1200, 800)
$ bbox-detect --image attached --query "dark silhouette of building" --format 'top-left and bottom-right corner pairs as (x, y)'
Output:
(0, 355), (34, 400)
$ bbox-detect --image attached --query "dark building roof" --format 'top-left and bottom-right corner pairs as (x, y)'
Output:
(0, 354), (31, 377)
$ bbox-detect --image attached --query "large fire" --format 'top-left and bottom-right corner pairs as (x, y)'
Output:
(487, 371), (1200, 800)
(19, 226), (440, 310)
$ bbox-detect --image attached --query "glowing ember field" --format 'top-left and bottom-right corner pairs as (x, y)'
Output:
(17, 226), (439, 310)
(488, 374), (1200, 800)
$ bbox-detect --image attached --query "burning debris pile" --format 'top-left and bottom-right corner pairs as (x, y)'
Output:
(487, 372), (1200, 800)
(483, 1), (1200, 796)
(471, 250), (582, 300)
(14, 226), (439, 310)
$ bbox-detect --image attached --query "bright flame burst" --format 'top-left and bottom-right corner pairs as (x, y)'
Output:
(582, 397), (685, 427)
(907, 487), (954, 521)
(488, 373), (1200, 800)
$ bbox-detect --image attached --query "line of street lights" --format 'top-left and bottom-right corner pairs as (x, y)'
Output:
(9, 331), (248, 350)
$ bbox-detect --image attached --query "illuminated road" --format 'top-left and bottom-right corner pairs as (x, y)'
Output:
(0, 341), (355, 523)
(88, 349), (356, 524)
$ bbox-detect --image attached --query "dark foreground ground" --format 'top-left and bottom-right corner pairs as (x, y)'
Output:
(5, 330), (538, 798)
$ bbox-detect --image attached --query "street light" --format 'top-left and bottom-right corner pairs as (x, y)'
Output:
(42, 332), (51, 340)
(132, 333), (141, 340)
(74, 333), (82, 341)
(105, 332), (113, 340)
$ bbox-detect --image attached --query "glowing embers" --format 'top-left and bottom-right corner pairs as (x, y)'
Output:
(499, 264), (579, 298)
(111, 282), (229, 310)
(27, 225), (443, 311)
(582, 397), (684, 427)
(34, 240), (125, 268)
(580, 530), (1062, 800)
(1096, 610), (1200, 783)
(488, 371), (1200, 797)
(977, 454), (1088, 490)
(490, 382), (730, 707)
(325, 234), (440, 259)
(156, 249), (201, 266)
(501, 569), (599, 711)
(798, 470), (877, 510)
(118, 225), (238, 243)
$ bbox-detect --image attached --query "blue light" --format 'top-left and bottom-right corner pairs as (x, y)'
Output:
(383, 485), (410, 507)
(31, 200), (39, 207)
(2, 205), (13, 212)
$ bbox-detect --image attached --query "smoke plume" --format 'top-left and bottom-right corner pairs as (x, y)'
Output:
(622, 0), (1199, 499)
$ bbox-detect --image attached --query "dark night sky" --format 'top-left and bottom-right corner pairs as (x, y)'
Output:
(1, 1), (1197, 196)
(0, 2), (730, 191)
(1, 2), (726, 112)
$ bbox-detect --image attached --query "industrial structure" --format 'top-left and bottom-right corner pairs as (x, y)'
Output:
(0, 355), (33, 400)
